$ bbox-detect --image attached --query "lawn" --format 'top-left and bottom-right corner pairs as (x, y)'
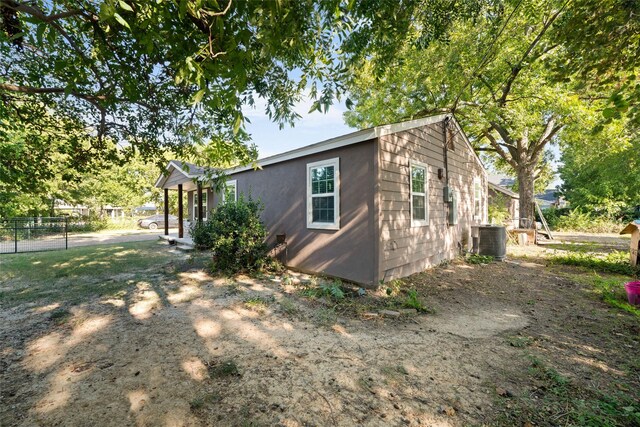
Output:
(1, 237), (638, 426)
(0, 241), (176, 307)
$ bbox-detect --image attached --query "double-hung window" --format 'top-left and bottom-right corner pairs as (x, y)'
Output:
(410, 161), (429, 226)
(222, 179), (237, 203)
(473, 177), (482, 220)
(307, 158), (340, 230)
(193, 191), (208, 221)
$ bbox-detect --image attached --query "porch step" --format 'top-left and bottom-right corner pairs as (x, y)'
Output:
(158, 235), (176, 245)
(176, 244), (195, 252)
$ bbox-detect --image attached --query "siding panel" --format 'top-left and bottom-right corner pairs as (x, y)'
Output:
(377, 121), (487, 282)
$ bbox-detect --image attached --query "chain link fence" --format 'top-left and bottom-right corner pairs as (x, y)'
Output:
(0, 217), (68, 254)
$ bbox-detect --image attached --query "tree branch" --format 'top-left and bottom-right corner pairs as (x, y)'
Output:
(497, 1), (569, 106)
(483, 130), (517, 168)
(0, 1), (83, 23)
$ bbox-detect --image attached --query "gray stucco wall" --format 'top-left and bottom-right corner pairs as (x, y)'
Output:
(219, 140), (378, 285)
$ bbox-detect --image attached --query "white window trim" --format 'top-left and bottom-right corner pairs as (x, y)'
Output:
(410, 160), (429, 227)
(306, 157), (340, 230)
(193, 191), (208, 221)
(222, 179), (237, 203)
(473, 177), (482, 221)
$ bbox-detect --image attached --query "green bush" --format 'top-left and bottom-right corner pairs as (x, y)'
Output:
(191, 196), (268, 273)
(543, 208), (623, 233)
(189, 217), (216, 249)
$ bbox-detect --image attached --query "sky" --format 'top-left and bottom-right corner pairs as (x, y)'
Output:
(242, 95), (353, 158)
(242, 94), (563, 190)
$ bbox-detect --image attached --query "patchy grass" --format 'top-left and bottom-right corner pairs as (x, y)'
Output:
(278, 296), (298, 315)
(549, 250), (637, 276)
(48, 308), (72, 325)
(546, 242), (607, 253)
(207, 359), (241, 378)
(189, 392), (223, 411)
(496, 356), (640, 426)
(507, 335), (533, 348)
(567, 273), (640, 318)
(0, 241), (184, 308)
(242, 295), (274, 312)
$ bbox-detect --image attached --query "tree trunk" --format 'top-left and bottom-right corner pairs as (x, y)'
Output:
(517, 165), (536, 228)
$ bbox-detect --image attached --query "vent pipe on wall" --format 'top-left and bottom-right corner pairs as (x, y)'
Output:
(443, 116), (453, 225)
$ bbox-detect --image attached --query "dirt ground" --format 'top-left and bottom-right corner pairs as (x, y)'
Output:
(1, 240), (638, 426)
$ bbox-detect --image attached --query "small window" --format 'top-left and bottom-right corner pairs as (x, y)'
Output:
(410, 161), (429, 226)
(473, 178), (482, 220)
(222, 180), (237, 203)
(193, 191), (208, 221)
(307, 158), (340, 230)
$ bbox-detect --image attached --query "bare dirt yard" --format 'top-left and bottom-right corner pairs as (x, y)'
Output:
(1, 237), (638, 426)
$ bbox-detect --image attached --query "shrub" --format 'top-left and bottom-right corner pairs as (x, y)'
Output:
(189, 218), (216, 249)
(543, 208), (623, 233)
(192, 196), (268, 273)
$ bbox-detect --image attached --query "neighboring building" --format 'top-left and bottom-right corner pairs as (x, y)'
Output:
(54, 200), (127, 219)
(487, 181), (519, 229)
(133, 203), (159, 215)
(155, 114), (488, 286)
(536, 188), (567, 209)
(54, 200), (91, 217)
(104, 205), (125, 219)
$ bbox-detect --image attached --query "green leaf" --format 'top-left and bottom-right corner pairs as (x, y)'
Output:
(113, 13), (131, 30)
(192, 89), (206, 104)
(233, 115), (242, 135)
(602, 108), (617, 119)
(118, 1), (134, 12)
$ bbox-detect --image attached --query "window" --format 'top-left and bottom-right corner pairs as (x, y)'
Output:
(222, 180), (237, 203)
(307, 158), (340, 230)
(473, 177), (482, 220)
(410, 161), (429, 226)
(193, 191), (208, 221)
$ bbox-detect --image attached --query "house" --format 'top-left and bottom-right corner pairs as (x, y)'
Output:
(54, 200), (90, 217)
(536, 188), (567, 209)
(487, 180), (519, 229)
(155, 114), (488, 286)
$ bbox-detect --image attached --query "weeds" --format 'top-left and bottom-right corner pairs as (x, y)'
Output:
(243, 295), (274, 312)
(189, 392), (222, 411)
(49, 308), (72, 324)
(278, 296), (298, 315)
(208, 359), (241, 378)
(497, 356), (640, 426)
(507, 336), (533, 348)
(301, 280), (345, 301)
(404, 289), (427, 312)
(385, 279), (403, 296)
(467, 254), (495, 264)
(313, 307), (337, 326)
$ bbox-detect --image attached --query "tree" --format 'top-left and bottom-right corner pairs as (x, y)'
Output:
(559, 114), (640, 217)
(345, 0), (599, 225)
(0, 0), (349, 189)
(552, 0), (640, 128)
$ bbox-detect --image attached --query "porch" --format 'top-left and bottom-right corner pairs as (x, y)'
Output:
(154, 161), (209, 241)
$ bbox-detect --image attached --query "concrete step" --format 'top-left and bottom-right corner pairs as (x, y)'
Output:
(176, 244), (195, 252)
